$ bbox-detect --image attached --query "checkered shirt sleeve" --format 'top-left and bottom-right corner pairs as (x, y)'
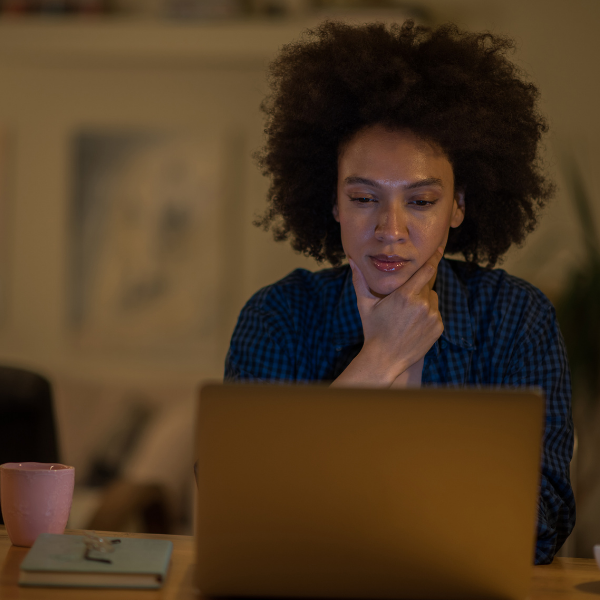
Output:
(502, 298), (575, 564)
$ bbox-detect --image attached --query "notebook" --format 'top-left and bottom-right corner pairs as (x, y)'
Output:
(195, 383), (544, 600)
(19, 533), (172, 588)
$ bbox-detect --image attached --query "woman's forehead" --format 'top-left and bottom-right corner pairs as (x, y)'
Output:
(338, 125), (454, 184)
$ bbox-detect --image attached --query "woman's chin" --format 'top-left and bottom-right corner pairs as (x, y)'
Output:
(367, 274), (409, 298)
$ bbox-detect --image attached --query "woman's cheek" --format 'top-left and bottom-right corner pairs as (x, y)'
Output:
(421, 214), (451, 249)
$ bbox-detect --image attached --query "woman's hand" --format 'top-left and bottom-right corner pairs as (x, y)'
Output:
(331, 247), (444, 388)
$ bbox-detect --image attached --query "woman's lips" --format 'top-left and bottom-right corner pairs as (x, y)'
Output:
(370, 255), (409, 272)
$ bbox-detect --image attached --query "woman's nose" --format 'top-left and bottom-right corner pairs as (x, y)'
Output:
(374, 204), (408, 242)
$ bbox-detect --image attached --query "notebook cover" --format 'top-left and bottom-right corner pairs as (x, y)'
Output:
(19, 533), (173, 588)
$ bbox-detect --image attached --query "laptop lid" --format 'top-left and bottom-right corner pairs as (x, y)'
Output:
(195, 384), (543, 600)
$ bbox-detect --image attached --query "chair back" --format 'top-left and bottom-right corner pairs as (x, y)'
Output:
(0, 366), (59, 524)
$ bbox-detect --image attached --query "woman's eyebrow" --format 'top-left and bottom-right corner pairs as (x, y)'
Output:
(404, 177), (444, 190)
(344, 176), (382, 188)
(343, 176), (444, 189)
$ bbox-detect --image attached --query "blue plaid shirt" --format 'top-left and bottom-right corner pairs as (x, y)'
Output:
(225, 257), (575, 564)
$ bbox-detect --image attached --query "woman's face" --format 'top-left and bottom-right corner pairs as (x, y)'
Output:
(333, 125), (465, 296)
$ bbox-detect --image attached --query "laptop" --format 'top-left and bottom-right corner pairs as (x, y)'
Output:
(195, 383), (544, 600)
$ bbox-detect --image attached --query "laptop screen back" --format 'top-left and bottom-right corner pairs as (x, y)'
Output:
(195, 384), (543, 600)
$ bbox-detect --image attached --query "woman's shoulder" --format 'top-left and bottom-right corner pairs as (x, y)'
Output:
(244, 265), (350, 315)
(227, 266), (352, 381)
(443, 259), (556, 344)
(446, 258), (551, 309)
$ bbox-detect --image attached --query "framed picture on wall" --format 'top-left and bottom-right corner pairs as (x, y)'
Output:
(69, 130), (224, 355)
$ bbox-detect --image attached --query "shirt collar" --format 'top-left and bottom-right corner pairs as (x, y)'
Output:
(332, 258), (475, 351)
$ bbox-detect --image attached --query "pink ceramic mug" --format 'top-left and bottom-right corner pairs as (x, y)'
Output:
(0, 462), (75, 547)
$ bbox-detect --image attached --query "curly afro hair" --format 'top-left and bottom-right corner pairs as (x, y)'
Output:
(255, 20), (554, 267)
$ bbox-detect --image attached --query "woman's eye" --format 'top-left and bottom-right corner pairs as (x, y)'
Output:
(410, 198), (436, 207)
(350, 197), (375, 204)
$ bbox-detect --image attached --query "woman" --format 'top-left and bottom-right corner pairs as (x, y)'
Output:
(225, 20), (574, 564)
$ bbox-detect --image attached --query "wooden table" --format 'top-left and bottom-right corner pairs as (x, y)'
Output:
(1, 526), (599, 599)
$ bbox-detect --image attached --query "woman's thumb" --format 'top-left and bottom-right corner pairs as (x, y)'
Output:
(348, 258), (376, 304)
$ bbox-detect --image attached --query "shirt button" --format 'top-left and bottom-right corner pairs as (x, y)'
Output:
(335, 346), (342, 352)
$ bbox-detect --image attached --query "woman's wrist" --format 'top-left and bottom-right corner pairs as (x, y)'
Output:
(330, 342), (409, 388)
(391, 357), (424, 388)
